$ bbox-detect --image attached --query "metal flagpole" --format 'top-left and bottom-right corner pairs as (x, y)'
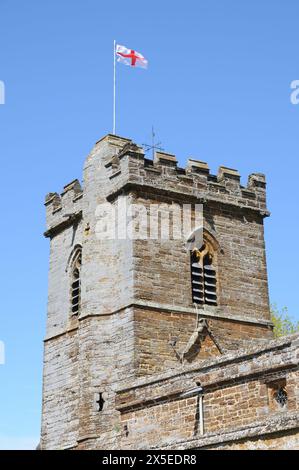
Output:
(113, 39), (116, 134)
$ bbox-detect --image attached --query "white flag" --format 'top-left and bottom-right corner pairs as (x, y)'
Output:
(116, 44), (148, 69)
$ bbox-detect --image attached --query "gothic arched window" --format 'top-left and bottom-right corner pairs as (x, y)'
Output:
(69, 247), (82, 315)
(190, 241), (217, 306)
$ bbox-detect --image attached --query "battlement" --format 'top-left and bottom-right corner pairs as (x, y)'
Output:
(44, 179), (83, 236)
(102, 135), (268, 215)
(44, 134), (269, 236)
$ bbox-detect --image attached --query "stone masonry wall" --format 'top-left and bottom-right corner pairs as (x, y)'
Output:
(42, 181), (83, 449)
(76, 310), (135, 449)
(131, 195), (270, 321)
(206, 429), (298, 450)
(116, 335), (299, 450)
(41, 330), (79, 449)
(134, 307), (272, 376)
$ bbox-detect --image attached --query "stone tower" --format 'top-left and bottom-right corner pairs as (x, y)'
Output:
(41, 134), (278, 450)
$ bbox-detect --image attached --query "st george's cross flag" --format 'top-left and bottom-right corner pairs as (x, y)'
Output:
(116, 44), (148, 69)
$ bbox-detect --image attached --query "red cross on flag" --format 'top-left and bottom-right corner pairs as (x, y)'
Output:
(116, 44), (148, 69)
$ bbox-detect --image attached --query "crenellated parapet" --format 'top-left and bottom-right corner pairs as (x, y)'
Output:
(44, 134), (269, 238)
(44, 179), (83, 237)
(103, 136), (269, 216)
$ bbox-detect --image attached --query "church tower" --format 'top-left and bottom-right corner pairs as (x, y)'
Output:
(41, 134), (274, 450)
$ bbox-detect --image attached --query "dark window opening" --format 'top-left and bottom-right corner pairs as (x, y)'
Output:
(191, 246), (217, 306)
(266, 378), (288, 411)
(70, 250), (81, 315)
(96, 392), (105, 412)
(275, 387), (288, 408)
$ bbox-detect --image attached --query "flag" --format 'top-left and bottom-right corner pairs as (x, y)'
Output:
(116, 44), (148, 69)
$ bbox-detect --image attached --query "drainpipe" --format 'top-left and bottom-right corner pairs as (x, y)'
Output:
(198, 393), (204, 436)
(180, 385), (204, 436)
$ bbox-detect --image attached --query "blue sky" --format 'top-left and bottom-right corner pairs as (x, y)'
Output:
(0, 0), (298, 449)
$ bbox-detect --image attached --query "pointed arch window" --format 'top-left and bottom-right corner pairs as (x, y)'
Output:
(190, 242), (217, 306)
(70, 247), (82, 315)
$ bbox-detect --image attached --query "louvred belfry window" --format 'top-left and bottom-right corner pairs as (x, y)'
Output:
(71, 249), (82, 315)
(191, 244), (217, 306)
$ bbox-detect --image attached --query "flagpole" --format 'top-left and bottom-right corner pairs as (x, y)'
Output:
(113, 39), (116, 134)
